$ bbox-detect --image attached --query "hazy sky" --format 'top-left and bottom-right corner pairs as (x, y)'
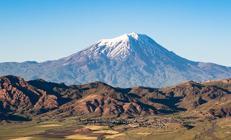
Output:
(0, 0), (230, 66)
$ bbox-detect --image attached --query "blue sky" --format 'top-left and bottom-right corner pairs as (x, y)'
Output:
(0, 0), (230, 66)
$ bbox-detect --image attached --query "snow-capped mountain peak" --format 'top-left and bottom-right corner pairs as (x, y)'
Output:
(99, 32), (140, 45)
(0, 33), (230, 88)
(62, 32), (146, 62)
(92, 33), (141, 59)
(63, 32), (170, 63)
(92, 32), (163, 59)
(87, 32), (169, 60)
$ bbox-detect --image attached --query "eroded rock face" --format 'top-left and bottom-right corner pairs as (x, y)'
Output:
(0, 75), (230, 121)
(203, 79), (231, 91)
(61, 93), (157, 117)
(209, 107), (231, 118)
(0, 76), (60, 115)
(161, 81), (230, 110)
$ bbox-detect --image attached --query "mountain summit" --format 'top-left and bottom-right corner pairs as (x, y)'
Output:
(0, 33), (230, 87)
(64, 32), (168, 61)
(88, 32), (169, 59)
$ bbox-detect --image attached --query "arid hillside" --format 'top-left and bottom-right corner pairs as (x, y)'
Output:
(0, 75), (230, 122)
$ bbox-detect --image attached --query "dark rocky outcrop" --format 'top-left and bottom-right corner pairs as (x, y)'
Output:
(0, 75), (230, 121)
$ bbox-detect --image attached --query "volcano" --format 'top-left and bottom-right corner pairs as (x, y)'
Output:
(0, 32), (230, 87)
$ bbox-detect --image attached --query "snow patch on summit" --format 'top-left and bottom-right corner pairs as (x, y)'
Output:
(92, 32), (167, 60)
(95, 32), (141, 59)
(62, 32), (169, 63)
(99, 32), (139, 46)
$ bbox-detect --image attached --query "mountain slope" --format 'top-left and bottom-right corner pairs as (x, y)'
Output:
(0, 75), (230, 121)
(0, 32), (230, 87)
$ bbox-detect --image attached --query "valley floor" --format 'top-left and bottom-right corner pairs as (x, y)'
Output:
(0, 116), (230, 140)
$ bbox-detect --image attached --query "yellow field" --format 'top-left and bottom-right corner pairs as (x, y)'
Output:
(37, 124), (62, 128)
(105, 133), (126, 139)
(93, 130), (119, 134)
(137, 132), (152, 136)
(84, 125), (109, 130)
(65, 134), (97, 140)
(9, 137), (33, 140)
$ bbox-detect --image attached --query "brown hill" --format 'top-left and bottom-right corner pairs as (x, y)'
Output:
(0, 76), (68, 117)
(0, 76), (230, 121)
(162, 81), (231, 118)
(203, 79), (231, 91)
